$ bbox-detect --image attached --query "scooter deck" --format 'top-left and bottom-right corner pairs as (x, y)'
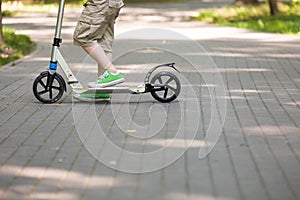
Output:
(73, 86), (146, 94)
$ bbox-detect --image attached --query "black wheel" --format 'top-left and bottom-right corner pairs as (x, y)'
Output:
(150, 71), (181, 103)
(33, 71), (65, 103)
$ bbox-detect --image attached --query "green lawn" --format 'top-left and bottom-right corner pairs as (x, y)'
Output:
(195, 2), (300, 35)
(0, 27), (36, 66)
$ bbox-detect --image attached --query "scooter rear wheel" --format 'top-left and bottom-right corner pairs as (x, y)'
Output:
(150, 71), (181, 103)
(33, 71), (65, 104)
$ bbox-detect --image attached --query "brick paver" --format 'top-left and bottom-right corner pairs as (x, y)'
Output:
(1, 1), (300, 200)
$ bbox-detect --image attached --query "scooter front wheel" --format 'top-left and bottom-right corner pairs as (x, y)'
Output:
(33, 71), (66, 104)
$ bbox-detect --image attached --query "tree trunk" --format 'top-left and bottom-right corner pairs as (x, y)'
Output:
(0, 1), (5, 45)
(268, 0), (279, 15)
(235, 0), (259, 6)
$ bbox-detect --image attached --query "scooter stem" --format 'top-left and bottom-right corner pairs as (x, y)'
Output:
(54, 0), (65, 39)
(50, 0), (65, 63)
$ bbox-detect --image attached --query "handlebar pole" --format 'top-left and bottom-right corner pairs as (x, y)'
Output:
(50, 0), (65, 64)
(54, 0), (65, 39)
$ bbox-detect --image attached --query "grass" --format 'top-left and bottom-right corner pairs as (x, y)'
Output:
(195, 2), (300, 35)
(0, 27), (36, 66)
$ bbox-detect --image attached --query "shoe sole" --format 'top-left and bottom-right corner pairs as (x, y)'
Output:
(73, 94), (111, 102)
(88, 78), (125, 88)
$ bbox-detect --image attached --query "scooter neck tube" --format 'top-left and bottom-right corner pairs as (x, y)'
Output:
(54, 0), (65, 39)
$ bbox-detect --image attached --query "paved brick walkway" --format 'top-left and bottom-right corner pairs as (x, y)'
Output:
(1, 1), (300, 200)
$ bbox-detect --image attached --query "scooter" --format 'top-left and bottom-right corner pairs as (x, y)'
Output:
(32, 0), (181, 103)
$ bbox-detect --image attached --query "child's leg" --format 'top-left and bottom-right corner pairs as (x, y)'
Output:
(83, 44), (118, 75)
(106, 51), (112, 62)
(84, 44), (124, 88)
(97, 51), (112, 77)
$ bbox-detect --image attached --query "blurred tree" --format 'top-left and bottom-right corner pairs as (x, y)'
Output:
(0, 0), (5, 44)
(235, 0), (259, 5)
(268, 0), (279, 15)
(235, 0), (279, 15)
(0, 1), (14, 57)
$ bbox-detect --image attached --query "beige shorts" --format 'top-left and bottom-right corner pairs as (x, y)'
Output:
(73, 0), (123, 52)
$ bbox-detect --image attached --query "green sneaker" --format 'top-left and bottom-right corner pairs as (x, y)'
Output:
(73, 93), (110, 102)
(88, 70), (125, 88)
